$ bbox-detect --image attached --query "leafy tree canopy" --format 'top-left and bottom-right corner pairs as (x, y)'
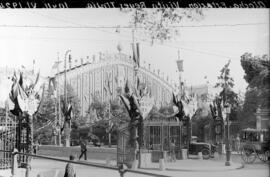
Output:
(239, 53), (269, 128)
(215, 60), (239, 108)
(241, 53), (270, 108)
(34, 83), (80, 144)
(123, 8), (204, 44)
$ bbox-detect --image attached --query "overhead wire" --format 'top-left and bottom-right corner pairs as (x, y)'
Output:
(0, 22), (268, 29)
(1, 12), (266, 60)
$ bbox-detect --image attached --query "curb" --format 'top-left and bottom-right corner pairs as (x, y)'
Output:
(164, 162), (245, 172)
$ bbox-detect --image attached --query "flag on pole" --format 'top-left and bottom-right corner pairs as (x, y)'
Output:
(176, 60), (183, 72)
(131, 43), (140, 68)
(50, 61), (62, 77)
(132, 43), (137, 64)
(52, 61), (61, 69)
(136, 43), (140, 67)
(49, 77), (57, 92)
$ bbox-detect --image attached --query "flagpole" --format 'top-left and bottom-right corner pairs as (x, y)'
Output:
(177, 50), (183, 97)
(32, 59), (35, 74)
(64, 50), (71, 147)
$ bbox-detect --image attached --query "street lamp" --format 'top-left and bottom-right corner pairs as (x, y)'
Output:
(224, 104), (231, 166)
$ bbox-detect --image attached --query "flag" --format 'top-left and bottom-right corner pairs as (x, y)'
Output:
(136, 43), (140, 67)
(50, 61), (61, 77)
(176, 60), (183, 72)
(52, 61), (61, 69)
(132, 43), (137, 64)
(49, 77), (57, 92)
(131, 43), (140, 68)
(140, 95), (154, 119)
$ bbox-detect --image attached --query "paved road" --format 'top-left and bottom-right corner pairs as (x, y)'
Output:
(28, 154), (269, 177)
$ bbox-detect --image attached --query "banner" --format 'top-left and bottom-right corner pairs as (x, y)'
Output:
(131, 42), (140, 68)
(140, 95), (154, 119)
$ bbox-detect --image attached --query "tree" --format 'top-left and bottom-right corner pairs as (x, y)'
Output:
(191, 106), (212, 142)
(123, 8), (204, 44)
(240, 53), (270, 128)
(34, 83), (80, 145)
(81, 97), (129, 145)
(34, 85), (56, 144)
(215, 60), (239, 121)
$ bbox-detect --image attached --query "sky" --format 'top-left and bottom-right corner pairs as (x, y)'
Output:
(0, 9), (269, 93)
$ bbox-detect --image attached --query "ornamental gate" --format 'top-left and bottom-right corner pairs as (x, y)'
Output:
(0, 109), (17, 169)
(16, 113), (32, 167)
(0, 109), (32, 169)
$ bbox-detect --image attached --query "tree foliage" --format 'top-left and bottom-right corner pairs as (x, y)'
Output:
(124, 8), (204, 44)
(240, 53), (270, 128)
(214, 60), (240, 121)
(34, 83), (80, 144)
(241, 53), (270, 107)
(192, 107), (212, 141)
(76, 97), (129, 144)
(33, 86), (56, 144)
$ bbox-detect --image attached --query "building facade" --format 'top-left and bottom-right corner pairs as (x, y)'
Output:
(56, 52), (174, 116)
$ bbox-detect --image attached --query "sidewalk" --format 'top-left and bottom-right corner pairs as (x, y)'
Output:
(141, 159), (244, 172)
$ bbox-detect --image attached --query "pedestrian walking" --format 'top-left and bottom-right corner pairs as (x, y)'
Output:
(64, 155), (76, 177)
(79, 138), (87, 160)
(33, 141), (39, 155)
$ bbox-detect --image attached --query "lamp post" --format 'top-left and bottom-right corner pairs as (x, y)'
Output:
(224, 104), (231, 166)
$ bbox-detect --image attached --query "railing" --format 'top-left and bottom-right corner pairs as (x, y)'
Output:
(0, 149), (172, 177)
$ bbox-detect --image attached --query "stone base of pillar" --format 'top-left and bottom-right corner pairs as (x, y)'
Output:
(131, 160), (138, 170)
(225, 161), (231, 166)
(65, 138), (70, 147)
(181, 149), (188, 160)
(159, 159), (165, 171)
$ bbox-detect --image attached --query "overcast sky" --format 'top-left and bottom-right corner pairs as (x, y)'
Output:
(0, 9), (269, 93)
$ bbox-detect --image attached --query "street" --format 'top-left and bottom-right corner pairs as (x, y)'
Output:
(28, 154), (269, 177)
